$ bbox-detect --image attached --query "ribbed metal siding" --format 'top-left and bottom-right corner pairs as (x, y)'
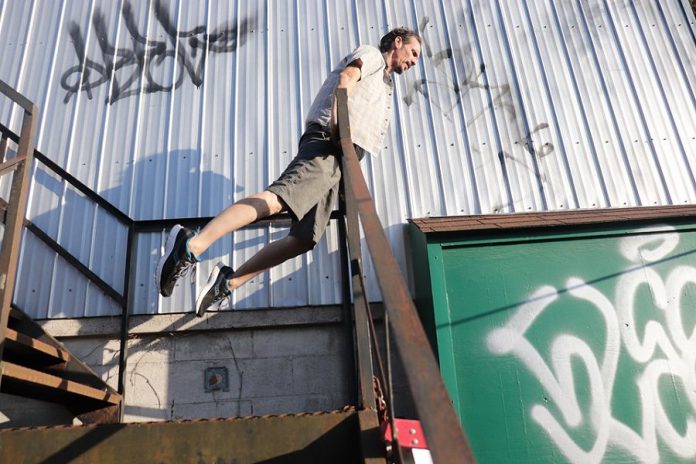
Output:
(1, 0), (695, 318)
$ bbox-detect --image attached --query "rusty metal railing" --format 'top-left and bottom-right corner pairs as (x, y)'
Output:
(0, 79), (39, 390)
(336, 88), (476, 463)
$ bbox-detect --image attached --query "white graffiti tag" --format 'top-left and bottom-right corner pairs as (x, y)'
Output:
(486, 226), (696, 463)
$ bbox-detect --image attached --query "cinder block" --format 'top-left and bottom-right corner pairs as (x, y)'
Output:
(292, 355), (349, 396)
(61, 337), (120, 366)
(168, 359), (243, 404)
(239, 357), (293, 398)
(172, 400), (252, 420)
(127, 336), (174, 364)
(124, 362), (171, 407)
(250, 394), (334, 416)
(174, 330), (253, 361)
(252, 325), (345, 358)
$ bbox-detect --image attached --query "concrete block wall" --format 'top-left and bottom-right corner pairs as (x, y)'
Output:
(119, 324), (351, 422)
(2, 305), (417, 427)
(26, 307), (358, 424)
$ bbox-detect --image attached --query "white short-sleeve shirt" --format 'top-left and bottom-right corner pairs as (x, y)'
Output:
(305, 45), (393, 156)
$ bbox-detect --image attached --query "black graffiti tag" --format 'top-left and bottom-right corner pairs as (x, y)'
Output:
(403, 16), (516, 124)
(61, 0), (252, 105)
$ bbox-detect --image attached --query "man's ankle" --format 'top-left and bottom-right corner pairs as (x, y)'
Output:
(187, 236), (203, 259)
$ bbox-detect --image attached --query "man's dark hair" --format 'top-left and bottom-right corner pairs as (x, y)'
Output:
(379, 27), (422, 53)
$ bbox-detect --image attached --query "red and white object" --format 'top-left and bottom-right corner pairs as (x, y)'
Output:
(384, 418), (433, 464)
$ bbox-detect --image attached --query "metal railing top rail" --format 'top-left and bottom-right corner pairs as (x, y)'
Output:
(0, 120), (341, 310)
(0, 121), (345, 234)
(336, 88), (475, 464)
(0, 121), (132, 227)
(0, 80), (36, 114)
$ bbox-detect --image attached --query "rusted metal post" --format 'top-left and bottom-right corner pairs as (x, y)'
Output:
(337, 186), (359, 406)
(337, 123), (376, 411)
(117, 225), (136, 420)
(0, 104), (38, 391)
(336, 89), (476, 464)
(337, 93), (386, 464)
(0, 135), (7, 163)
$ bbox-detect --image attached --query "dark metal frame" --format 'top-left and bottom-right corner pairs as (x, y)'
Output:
(0, 80), (38, 392)
(0, 82), (474, 461)
(0, 122), (352, 421)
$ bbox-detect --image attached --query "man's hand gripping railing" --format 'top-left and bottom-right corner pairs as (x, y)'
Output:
(335, 88), (476, 464)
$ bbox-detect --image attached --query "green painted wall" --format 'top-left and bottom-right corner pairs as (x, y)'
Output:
(411, 222), (696, 463)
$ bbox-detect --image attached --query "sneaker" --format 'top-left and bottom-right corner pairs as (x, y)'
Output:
(196, 262), (234, 317)
(156, 224), (198, 297)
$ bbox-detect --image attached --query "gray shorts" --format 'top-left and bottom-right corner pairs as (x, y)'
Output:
(268, 124), (364, 244)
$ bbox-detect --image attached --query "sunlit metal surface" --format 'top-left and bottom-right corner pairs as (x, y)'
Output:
(0, 0), (695, 317)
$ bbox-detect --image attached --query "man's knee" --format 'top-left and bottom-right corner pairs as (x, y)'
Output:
(262, 190), (286, 215)
(244, 191), (285, 216)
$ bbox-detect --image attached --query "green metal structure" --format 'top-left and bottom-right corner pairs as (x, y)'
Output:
(410, 207), (696, 464)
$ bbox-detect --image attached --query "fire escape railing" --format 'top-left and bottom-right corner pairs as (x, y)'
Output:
(0, 121), (353, 429)
(0, 80), (38, 391)
(336, 88), (475, 464)
(0, 79), (475, 462)
(0, 97), (353, 426)
(0, 118), (334, 401)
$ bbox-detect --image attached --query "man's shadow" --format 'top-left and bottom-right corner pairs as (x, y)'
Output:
(13, 148), (362, 320)
(5, 143), (416, 424)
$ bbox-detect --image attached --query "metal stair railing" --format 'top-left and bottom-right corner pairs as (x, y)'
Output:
(0, 118), (134, 401)
(0, 94), (354, 426)
(0, 80), (122, 424)
(0, 121), (323, 414)
(0, 79), (474, 460)
(0, 79), (39, 391)
(336, 88), (476, 464)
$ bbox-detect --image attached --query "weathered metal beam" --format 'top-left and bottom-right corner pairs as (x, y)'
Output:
(0, 154), (25, 176)
(0, 121), (134, 228)
(7, 307), (120, 399)
(336, 97), (386, 464)
(1, 361), (120, 404)
(133, 211), (343, 232)
(0, 79), (36, 112)
(336, 89), (476, 464)
(337, 187), (359, 406)
(24, 221), (125, 306)
(0, 134), (7, 163)
(117, 225), (135, 407)
(0, 409), (364, 464)
(0, 106), (37, 393)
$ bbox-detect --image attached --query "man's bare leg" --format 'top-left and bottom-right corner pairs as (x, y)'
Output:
(188, 190), (284, 257)
(228, 235), (315, 290)
(195, 234), (314, 315)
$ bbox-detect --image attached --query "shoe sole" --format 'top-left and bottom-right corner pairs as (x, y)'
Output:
(196, 262), (224, 317)
(155, 224), (183, 296)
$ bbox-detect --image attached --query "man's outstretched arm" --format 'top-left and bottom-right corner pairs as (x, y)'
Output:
(331, 60), (362, 140)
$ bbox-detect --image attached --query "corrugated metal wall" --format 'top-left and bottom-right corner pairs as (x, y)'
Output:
(1, 0), (695, 318)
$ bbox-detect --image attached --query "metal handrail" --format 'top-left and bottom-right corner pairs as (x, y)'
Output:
(336, 88), (476, 463)
(0, 116), (351, 416)
(0, 80), (35, 113)
(0, 80), (38, 391)
(0, 80), (473, 460)
(0, 121), (132, 226)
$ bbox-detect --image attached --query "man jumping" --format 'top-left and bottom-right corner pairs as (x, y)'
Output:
(156, 27), (422, 316)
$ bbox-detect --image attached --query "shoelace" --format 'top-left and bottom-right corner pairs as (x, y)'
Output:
(211, 279), (232, 309)
(212, 293), (231, 311)
(173, 257), (197, 283)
